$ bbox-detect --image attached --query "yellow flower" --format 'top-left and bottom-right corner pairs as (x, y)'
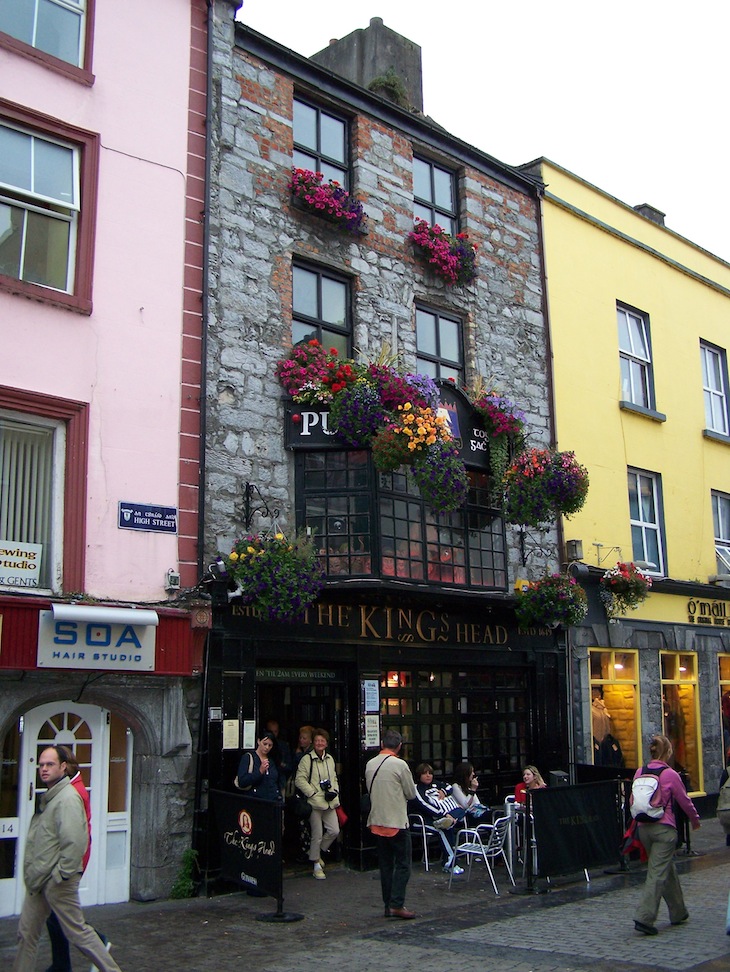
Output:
(247, 546), (256, 555)
(229, 551), (239, 562)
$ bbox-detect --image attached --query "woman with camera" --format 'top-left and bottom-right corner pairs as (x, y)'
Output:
(294, 727), (341, 879)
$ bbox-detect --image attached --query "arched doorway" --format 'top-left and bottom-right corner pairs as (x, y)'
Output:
(0, 701), (133, 916)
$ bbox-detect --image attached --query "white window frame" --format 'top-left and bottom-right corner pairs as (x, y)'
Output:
(701, 342), (729, 436)
(712, 491), (730, 573)
(617, 305), (653, 409)
(0, 409), (65, 593)
(0, 120), (80, 294)
(0, 0), (86, 68)
(628, 468), (664, 575)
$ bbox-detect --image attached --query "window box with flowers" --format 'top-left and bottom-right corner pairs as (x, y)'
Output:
(599, 562), (652, 619)
(503, 448), (589, 528)
(409, 218), (477, 286)
(219, 531), (325, 623)
(515, 573), (588, 629)
(289, 168), (368, 235)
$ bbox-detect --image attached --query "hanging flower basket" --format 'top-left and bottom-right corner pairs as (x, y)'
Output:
(411, 440), (470, 515)
(472, 391), (526, 496)
(599, 562), (653, 619)
(504, 448), (589, 528)
(274, 340), (356, 404)
(220, 531), (325, 623)
(515, 573), (588, 629)
(409, 218), (478, 286)
(290, 168), (367, 234)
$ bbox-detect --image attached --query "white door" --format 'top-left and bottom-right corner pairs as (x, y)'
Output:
(2, 701), (132, 916)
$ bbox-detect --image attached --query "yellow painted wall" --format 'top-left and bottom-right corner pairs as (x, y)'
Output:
(538, 160), (730, 583)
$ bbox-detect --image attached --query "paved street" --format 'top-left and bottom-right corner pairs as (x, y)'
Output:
(1, 826), (728, 972)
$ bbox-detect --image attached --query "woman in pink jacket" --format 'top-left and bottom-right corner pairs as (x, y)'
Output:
(631, 734), (701, 936)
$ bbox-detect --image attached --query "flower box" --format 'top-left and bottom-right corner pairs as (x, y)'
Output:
(289, 168), (368, 235)
(409, 218), (477, 286)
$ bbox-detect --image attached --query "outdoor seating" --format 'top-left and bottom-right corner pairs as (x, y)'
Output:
(408, 812), (454, 871)
(447, 815), (515, 893)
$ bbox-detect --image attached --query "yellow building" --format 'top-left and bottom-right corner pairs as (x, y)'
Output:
(525, 158), (730, 804)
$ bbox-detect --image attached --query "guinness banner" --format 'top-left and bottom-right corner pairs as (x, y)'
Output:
(530, 780), (622, 877)
(210, 790), (282, 900)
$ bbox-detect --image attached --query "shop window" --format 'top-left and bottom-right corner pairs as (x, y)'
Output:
(293, 98), (348, 186)
(413, 155), (457, 234)
(292, 262), (350, 357)
(0, 721), (20, 879)
(0, 387), (87, 592)
(416, 305), (463, 383)
(0, 0), (95, 82)
(661, 652), (702, 793)
(628, 467), (665, 575)
(0, 103), (99, 312)
(719, 655), (730, 761)
(298, 450), (506, 590)
(589, 649), (640, 770)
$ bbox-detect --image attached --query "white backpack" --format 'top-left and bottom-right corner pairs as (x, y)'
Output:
(630, 766), (667, 822)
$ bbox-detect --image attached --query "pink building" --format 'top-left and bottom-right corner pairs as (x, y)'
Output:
(0, 0), (209, 911)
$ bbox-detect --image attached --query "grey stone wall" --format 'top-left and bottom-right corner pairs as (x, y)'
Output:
(206, 2), (558, 583)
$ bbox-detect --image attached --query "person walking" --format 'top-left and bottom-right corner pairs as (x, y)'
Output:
(12, 745), (123, 972)
(294, 728), (340, 879)
(365, 729), (417, 919)
(44, 749), (110, 972)
(631, 734), (701, 936)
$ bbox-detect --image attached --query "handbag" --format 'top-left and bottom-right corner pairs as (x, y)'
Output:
(335, 805), (348, 827)
(291, 792), (311, 820)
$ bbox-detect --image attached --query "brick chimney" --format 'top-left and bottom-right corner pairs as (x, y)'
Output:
(310, 17), (423, 112)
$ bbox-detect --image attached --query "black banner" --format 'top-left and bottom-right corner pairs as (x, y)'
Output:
(210, 789), (283, 900)
(530, 780), (622, 877)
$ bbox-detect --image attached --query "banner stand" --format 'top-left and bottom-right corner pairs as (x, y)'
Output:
(211, 790), (304, 923)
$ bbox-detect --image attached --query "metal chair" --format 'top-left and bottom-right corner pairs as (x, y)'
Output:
(408, 813), (454, 871)
(448, 816), (515, 893)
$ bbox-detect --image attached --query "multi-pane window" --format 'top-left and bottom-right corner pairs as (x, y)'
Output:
(701, 342), (729, 436)
(413, 156), (457, 234)
(661, 652), (701, 792)
(298, 450), (506, 590)
(0, 0), (88, 68)
(628, 468), (664, 574)
(293, 98), (348, 186)
(589, 650), (640, 769)
(292, 263), (350, 357)
(0, 121), (78, 292)
(617, 304), (653, 409)
(712, 491), (730, 573)
(0, 411), (65, 591)
(416, 306), (463, 383)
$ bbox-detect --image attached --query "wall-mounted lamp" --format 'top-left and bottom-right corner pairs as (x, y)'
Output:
(565, 539), (583, 561)
(593, 542), (622, 566)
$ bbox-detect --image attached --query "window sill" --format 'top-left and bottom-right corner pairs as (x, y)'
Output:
(703, 428), (730, 446)
(0, 274), (92, 315)
(0, 32), (94, 85)
(290, 193), (369, 237)
(619, 401), (666, 423)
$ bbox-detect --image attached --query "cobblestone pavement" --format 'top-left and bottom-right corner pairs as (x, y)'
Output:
(1, 828), (728, 971)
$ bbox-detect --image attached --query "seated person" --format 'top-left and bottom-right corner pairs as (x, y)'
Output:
(452, 762), (491, 821)
(514, 764), (547, 804)
(409, 763), (466, 873)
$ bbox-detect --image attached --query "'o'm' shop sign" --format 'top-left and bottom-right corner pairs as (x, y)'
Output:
(0, 541), (43, 588)
(38, 604), (158, 671)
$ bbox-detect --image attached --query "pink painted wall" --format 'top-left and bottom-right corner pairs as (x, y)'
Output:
(0, 0), (200, 600)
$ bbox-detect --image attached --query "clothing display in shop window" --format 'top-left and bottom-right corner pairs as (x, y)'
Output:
(592, 696), (612, 743)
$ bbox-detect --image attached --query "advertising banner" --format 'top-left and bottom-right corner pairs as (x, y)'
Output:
(530, 780), (622, 877)
(210, 790), (282, 901)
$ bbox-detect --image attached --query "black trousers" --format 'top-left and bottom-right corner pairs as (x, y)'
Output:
(375, 829), (412, 910)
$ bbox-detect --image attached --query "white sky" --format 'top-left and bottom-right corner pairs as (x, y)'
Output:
(237, 0), (729, 263)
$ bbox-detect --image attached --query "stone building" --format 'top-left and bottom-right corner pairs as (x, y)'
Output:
(200, 4), (564, 868)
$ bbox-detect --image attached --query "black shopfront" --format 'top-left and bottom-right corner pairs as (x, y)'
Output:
(197, 591), (568, 871)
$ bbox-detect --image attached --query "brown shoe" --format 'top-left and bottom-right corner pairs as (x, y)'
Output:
(388, 906), (417, 919)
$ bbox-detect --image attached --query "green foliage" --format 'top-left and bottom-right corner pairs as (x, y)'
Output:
(515, 574), (588, 629)
(368, 68), (410, 108)
(170, 848), (199, 900)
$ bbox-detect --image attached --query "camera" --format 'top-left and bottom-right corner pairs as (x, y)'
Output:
(320, 779), (338, 800)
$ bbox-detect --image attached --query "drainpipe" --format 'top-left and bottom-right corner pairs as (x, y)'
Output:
(533, 174), (575, 782)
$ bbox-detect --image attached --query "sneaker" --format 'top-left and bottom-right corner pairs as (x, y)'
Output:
(433, 815), (455, 830)
(89, 936), (112, 972)
(443, 863), (464, 875)
(317, 857), (325, 869)
(313, 864), (326, 880)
